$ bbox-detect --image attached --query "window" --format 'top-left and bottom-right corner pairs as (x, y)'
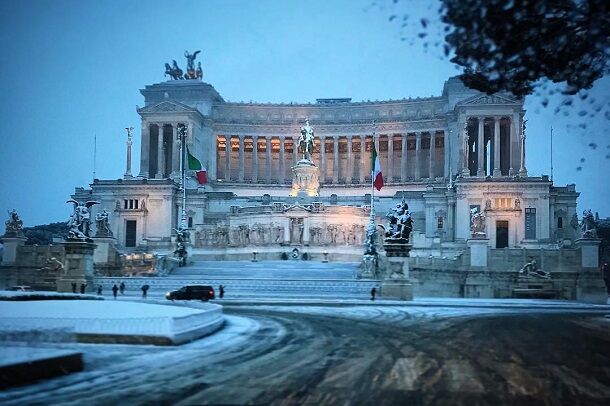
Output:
(123, 199), (139, 210)
(188, 217), (193, 228)
(437, 217), (444, 229)
(558, 217), (563, 229)
(525, 208), (536, 239)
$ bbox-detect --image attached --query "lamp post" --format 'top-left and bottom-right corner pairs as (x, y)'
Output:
(177, 124), (188, 232)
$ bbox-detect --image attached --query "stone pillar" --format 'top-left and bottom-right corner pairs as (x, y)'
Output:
(167, 124), (177, 178)
(265, 136), (272, 183)
(238, 135), (245, 182)
(1, 236), (27, 265)
(468, 238), (489, 268)
(251, 136), (258, 183)
(279, 137), (285, 184)
(493, 118), (501, 177)
(401, 134), (407, 182)
(292, 136), (298, 165)
(57, 241), (96, 293)
(429, 132), (436, 179)
(224, 135), (232, 181)
(156, 124), (165, 179)
(319, 136), (326, 183)
(139, 122), (150, 178)
(332, 136), (339, 184)
(360, 135), (367, 183)
(460, 115), (470, 176)
(387, 135), (393, 182)
(477, 118), (485, 176)
(346, 136), (353, 184)
(575, 238), (605, 303)
(510, 113), (517, 175)
(415, 132), (421, 180)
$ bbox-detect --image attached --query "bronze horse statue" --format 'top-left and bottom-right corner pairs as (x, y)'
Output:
(164, 60), (184, 80)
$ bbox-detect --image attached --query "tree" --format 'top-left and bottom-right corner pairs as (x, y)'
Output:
(22, 222), (69, 245)
(441, 0), (610, 96)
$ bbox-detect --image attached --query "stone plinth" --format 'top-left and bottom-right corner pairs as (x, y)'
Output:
(1, 237), (27, 265)
(381, 279), (413, 301)
(57, 241), (96, 293)
(575, 238), (601, 269)
(467, 238), (489, 267)
(380, 258), (413, 300)
(92, 237), (116, 264)
(359, 254), (377, 279)
(383, 242), (412, 257)
(289, 160), (319, 197)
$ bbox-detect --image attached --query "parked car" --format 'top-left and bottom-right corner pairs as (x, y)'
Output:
(165, 285), (215, 301)
(7, 286), (34, 292)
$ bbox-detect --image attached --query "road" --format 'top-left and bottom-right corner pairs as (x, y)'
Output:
(1, 305), (609, 405)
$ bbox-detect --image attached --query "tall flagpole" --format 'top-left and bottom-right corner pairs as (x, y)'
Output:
(179, 124), (187, 230)
(550, 126), (554, 182)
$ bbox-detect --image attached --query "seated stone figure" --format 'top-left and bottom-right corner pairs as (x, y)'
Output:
(384, 201), (413, 243)
(519, 257), (551, 279)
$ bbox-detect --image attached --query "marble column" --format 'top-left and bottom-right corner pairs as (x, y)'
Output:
(252, 136), (258, 183)
(319, 136), (326, 183)
(387, 135), (394, 182)
(493, 118), (501, 177)
(477, 118), (485, 177)
(238, 135), (245, 182)
(171, 124), (179, 177)
(156, 124), (165, 179)
(415, 132), (421, 180)
(225, 135), (232, 181)
(401, 134), (407, 182)
(429, 131), (436, 179)
(510, 113), (518, 175)
(292, 136), (298, 165)
(139, 122), (150, 178)
(262, 136), (271, 182)
(460, 115), (470, 176)
(279, 137), (285, 184)
(332, 136), (339, 184)
(347, 136), (353, 184)
(360, 135), (367, 183)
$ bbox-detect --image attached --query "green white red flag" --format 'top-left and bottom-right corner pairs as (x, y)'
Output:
(371, 140), (383, 191)
(187, 147), (207, 185)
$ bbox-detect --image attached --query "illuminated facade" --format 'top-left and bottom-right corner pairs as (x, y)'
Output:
(74, 77), (579, 261)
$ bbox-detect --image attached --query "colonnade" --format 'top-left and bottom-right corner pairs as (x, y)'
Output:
(139, 122), (189, 179)
(218, 132), (444, 184)
(461, 116), (521, 177)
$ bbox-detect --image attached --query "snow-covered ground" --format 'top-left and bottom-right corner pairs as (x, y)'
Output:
(0, 300), (223, 344)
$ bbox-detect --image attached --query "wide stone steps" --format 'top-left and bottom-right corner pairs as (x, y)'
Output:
(96, 261), (378, 298)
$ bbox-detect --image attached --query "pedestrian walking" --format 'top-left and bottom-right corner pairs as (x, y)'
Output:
(371, 287), (377, 301)
(141, 284), (149, 299)
(112, 284), (119, 299)
(219, 284), (225, 299)
(601, 262), (610, 296)
(71, 282), (77, 294)
(119, 282), (125, 295)
(97, 285), (103, 295)
(80, 283), (86, 294)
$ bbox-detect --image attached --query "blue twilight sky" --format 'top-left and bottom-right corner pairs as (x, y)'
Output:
(0, 0), (608, 229)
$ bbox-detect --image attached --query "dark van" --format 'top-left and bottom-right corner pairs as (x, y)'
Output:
(165, 285), (215, 301)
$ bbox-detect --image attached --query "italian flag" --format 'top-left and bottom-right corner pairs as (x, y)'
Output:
(371, 140), (383, 191)
(187, 147), (207, 185)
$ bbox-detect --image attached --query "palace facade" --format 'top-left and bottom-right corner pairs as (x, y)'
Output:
(74, 76), (580, 261)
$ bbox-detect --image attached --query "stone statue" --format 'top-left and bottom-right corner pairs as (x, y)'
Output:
(164, 60), (184, 80)
(470, 206), (486, 237)
(383, 201), (413, 242)
(580, 209), (597, 238)
(38, 257), (64, 274)
(184, 50), (201, 79)
(485, 199), (492, 210)
(94, 210), (113, 237)
(298, 119), (315, 161)
(519, 257), (551, 279)
(196, 62), (203, 80)
(4, 209), (24, 237)
(66, 200), (99, 241)
(514, 198), (521, 210)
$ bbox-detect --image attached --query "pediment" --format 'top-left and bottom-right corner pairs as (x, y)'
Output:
(137, 100), (197, 114)
(457, 93), (519, 106)
(283, 204), (311, 213)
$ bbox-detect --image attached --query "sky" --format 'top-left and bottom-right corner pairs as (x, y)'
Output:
(0, 0), (608, 229)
